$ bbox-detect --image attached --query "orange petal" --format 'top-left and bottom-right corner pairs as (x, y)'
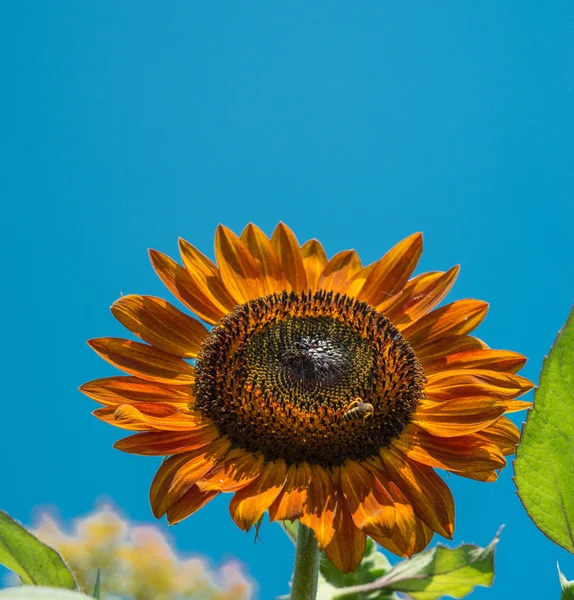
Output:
(366, 465), (433, 557)
(423, 349), (527, 375)
(403, 300), (489, 348)
(453, 470), (499, 482)
(392, 424), (506, 472)
(113, 425), (218, 455)
(149, 249), (226, 325)
(166, 486), (219, 525)
(150, 438), (231, 518)
(508, 374), (534, 396)
(474, 416), (521, 455)
(93, 406), (151, 431)
(299, 465), (337, 549)
(382, 267), (460, 328)
(409, 516), (436, 554)
(271, 223), (307, 292)
(425, 369), (532, 399)
(88, 338), (195, 385)
(339, 461), (395, 539)
(215, 225), (267, 304)
(268, 462), (312, 522)
(80, 376), (193, 406)
(240, 224), (287, 294)
(88, 338), (196, 385)
(178, 237), (237, 312)
(229, 459), (287, 531)
(413, 396), (507, 437)
(341, 262), (377, 299)
(301, 240), (328, 290)
(317, 251), (362, 294)
(380, 447), (454, 538)
(98, 403), (202, 431)
(416, 335), (490, 364)
(197, 448), (264, 492)
(111, 295), (208, 358)
(502, 399), (533, 413)
(357, 233), (423, 306)
(324, 495), (367, 573)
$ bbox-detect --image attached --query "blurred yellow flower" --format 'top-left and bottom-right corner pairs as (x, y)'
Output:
(31, 505), (253, 600)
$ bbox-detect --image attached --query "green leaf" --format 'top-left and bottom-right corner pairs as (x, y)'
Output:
(330, 532), (499, 600)
(0, 588), (88, 599)
(320, 538), (393, 593)
(279, 522), (496, 599)
(0, 511), (77, 590)
(514, 308), (574, 554)
(91, 571), (100, 599)
(378, 533), (498, 599)
(559, 564), (574, 600)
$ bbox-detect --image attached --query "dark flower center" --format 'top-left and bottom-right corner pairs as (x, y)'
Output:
(193, 290), (424, 467)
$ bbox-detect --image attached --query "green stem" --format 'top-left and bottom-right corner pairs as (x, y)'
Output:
(290, 522), (321, 600)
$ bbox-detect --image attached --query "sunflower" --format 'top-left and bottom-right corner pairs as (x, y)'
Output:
(81, 224), (532, 573)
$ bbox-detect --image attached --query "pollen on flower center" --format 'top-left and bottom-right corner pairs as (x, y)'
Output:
(193, 290), (425, 466)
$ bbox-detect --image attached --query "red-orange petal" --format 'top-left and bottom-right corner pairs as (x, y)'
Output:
(150, 438), (231, 518)
(299, 464), (337, 549)
(229, 459), (287, 531)
(392, 424), (506, 472)
(113, 425), (218, 455)
(80, 376), (193, 406)
(301, 240), (328, 290)
(165, 486), (219, 525)
(324, 494), (367, 573)
(358, 233), (423, 307)
(111, 295), (208, 358)
(215, 225), (267, 304)
(425, 369), (532, 399)
(317, 251), (362, 294)
(403, 300), (489, 348)
(94, 403), (202, 431)
(271, 223), (308, 292)
(110, 402), (205, 431)
(339, 461), (395, 539)
(423, 349), (527, 375)
(413, 397), (507, 437)
(366, 465), (433, 557)
(380, 447), (454, 538)
(149, 249), (226, 325)
(178, 237), (237, 314)
(382, 267), (460, 328)
(268, 462), (312, 522)
(416, 335), (490, 364)
(240, 224), (287, 294)
(88, 338), (196, 385)
(197, 448), (265, 493)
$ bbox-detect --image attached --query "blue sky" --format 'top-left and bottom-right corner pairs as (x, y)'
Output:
(1, 2), (573, 598)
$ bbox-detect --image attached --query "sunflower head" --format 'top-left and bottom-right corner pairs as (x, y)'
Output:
(81, 223), (532, 573)
(194, 289), (425, 466)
